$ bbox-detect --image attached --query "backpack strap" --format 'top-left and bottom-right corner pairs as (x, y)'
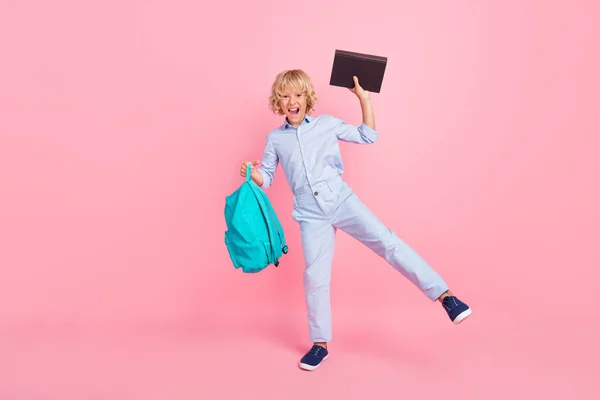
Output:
(246, 162), (253, 183)
(265, 200), (288, 253)
(246, 164), (280, 265)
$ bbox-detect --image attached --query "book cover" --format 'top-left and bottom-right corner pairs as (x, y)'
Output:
(329, 49), (388, 93)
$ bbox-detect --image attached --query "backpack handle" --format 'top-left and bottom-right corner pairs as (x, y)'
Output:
(246, 162), (253, 183)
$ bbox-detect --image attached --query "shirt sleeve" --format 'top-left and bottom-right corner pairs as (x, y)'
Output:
(257, 135), (278, 189)
(330, 116), (379, 144)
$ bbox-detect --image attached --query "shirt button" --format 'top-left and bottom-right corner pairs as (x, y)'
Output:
(314, 191), (319, 196)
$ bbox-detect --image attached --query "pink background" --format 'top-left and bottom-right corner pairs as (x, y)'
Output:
(1, 0), (599, 398)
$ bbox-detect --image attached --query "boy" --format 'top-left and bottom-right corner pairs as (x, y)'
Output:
(240, 69), (471, 371)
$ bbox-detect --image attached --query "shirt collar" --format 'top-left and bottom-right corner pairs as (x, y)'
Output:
(283, 114), (314, 130)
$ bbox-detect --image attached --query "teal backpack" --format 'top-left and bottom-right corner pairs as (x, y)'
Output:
(224, 164), (288, 273)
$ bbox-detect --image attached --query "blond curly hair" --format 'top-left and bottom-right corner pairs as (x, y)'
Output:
(268, 69), (318, 116)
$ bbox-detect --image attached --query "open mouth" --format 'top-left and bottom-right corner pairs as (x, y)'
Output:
(289, 107), (299, 117)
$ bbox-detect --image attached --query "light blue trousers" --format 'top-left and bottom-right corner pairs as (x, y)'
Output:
(291, 176), (449, 343)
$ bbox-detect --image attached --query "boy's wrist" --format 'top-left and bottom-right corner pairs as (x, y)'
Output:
(359, 96), (371, 106)
(360, 98), (373, 112)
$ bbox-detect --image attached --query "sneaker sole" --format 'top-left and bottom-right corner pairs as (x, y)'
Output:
(453, 308), (472, 324)
(299, 354), (329, 371)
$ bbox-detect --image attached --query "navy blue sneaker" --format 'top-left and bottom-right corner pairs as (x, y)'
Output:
(442, 296), (472, 324)
(299, 345), (329, 371)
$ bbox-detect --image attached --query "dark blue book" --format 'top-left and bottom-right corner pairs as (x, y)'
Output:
(329, 49), (388, 93)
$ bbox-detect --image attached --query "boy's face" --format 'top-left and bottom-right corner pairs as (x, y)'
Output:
(279, 85), (307, 127)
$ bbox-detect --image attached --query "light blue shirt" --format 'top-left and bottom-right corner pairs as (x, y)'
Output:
(257, 114), (379, 195)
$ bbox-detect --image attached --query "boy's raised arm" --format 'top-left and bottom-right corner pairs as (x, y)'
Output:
(350, 76), (375, 130)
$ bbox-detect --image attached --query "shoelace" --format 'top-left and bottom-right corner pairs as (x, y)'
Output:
(308, 346), (324, 356)
(443, 296), (459, 310)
